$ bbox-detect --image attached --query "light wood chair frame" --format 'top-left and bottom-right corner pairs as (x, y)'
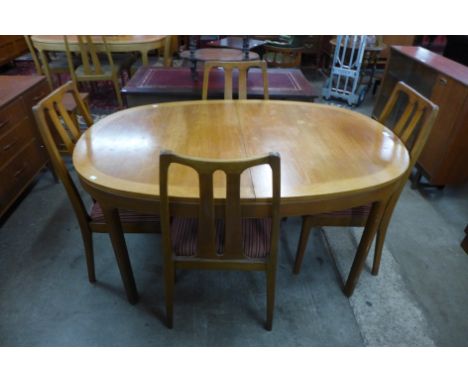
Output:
(25, 35), (70, 90)
(33, 82), (159, 283)
(202, 60), (269, 100)
(160, 150), (281, 330)
(294, 81), (439, 281)
(64, 35), (123, 107)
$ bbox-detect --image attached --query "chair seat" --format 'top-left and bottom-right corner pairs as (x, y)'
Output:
(90, 202), (160, 225)
(318, 204), (371, 218)
(171, 217), (272, 259)
(46, 58), (69, 71)
(75, 61), (122, 77)
(45, 55), (81, 71)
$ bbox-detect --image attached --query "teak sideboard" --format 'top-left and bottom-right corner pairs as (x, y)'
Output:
(373, 46), (468, 186)
(0, 76), (50, 218)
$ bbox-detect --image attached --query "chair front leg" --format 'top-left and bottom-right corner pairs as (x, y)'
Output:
(101, 205), (138, 304)
(164, 261), (175, 329)
(266, 266), (277, 331)
(343, 199), (386, 297)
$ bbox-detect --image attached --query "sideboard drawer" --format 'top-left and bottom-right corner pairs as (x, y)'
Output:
(23, 80), (50, 110)
(0, 75), (50, 218)
(0, 97), (26, 133)
(0, 117), (32, 167)
(0, 139), (45, 212)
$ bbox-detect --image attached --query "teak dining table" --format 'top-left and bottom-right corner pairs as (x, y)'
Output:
(72, 100), (409, 304)
(31, 35), (172, 88)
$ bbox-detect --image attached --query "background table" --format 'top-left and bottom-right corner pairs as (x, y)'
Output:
(73, 100), (409, 303)
(122, 67), (320, 105)
(31, 35), (172, 86)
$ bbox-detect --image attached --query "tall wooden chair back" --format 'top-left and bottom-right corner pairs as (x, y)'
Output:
(34, 81), (93, 154)
(64, 35), (123, 107)
(159, 150), (281, 330)
(24, 35), (44, 76)
(33, 81), (160, 285)
(377, 81), (439, 170)
(202, 60), (269, 100)
(33, 81), (93, 223)
(25, 35), (72, 90)
(65, 35), (114, 78)
(293, 81), (439, 289)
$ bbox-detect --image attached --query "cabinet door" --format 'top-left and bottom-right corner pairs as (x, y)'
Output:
(418, 75), (468, 184)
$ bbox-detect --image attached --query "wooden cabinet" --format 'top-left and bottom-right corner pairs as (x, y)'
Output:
(0, 36), (28, 67)
(0, 75), (50, 218)
(373, 46), (468, 186)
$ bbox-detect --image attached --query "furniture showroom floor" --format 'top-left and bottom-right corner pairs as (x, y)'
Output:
(1, 77), (467, 346)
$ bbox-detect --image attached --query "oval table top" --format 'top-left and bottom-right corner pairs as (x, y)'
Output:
(30, 35), (168, 53)
(73, 100), (409, 211)
(32, 35), (167, 45)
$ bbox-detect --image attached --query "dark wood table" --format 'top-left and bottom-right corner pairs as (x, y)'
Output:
(179, 47), (261, 80)
(207, 37), (266, 51)
(122, 67), (320, 106)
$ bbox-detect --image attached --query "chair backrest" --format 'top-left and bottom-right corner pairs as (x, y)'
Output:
(32, 81), (94, 224)
(64, 35), (114, 78)
(159, 151), (281, 262)
(202, 60), (269, 100)
(24, 35), (44, 75)
(377, 81), (439, 170)
(263, 45), (303, 68)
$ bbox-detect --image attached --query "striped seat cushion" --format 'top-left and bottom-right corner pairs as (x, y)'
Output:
(171, 218), (272, 259)
(90, 202), (160, 224)
(318, 204), (371, 218)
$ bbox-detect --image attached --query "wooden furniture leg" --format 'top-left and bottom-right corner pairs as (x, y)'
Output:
(101, 205), (139, 304)
(293, 215), (314, 274)
(344, 199), (387, 297)
(372, 190), (401, 275)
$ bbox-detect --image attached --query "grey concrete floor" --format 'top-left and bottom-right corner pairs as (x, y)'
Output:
(1, 74), (468, 346)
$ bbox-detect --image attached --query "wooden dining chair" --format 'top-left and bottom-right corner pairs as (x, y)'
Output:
(293, 81), (439, 281)
(24, 36), (90, 126)
(160, 151), (281, 330)
(202, 60), (269, 100)
(24, 35), (74, 90)
(64, 35), (124, 107)
(32, 81), (160, 284)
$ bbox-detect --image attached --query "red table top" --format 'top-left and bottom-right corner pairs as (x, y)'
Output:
(122, 67), (319, 101)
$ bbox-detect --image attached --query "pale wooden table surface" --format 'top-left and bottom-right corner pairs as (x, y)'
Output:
(72, 100), (409, 302)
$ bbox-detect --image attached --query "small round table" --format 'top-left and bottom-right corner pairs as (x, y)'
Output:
(73, 100), (409, 303)
(180, 48), (260, 80)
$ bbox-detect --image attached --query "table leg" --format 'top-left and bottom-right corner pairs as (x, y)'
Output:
(189, 36), (198, 81)
(163, 36), (172, 67)
(101, 206), (139, 304)
(140, 49), (149, 66)
(343, 199), (387, 297)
